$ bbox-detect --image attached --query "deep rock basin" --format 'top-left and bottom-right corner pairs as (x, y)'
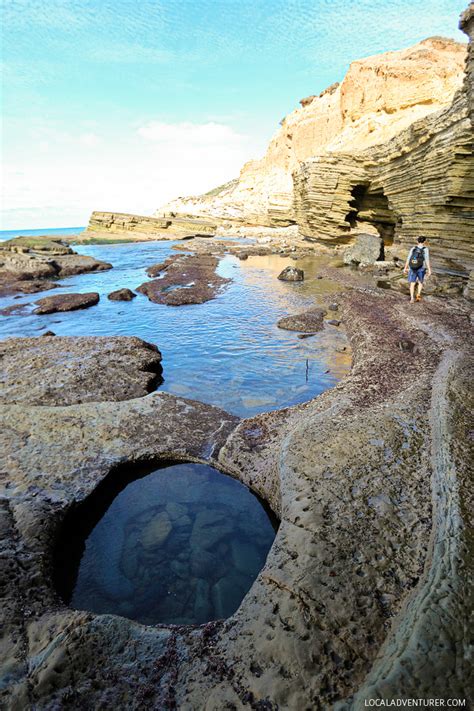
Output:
(53, 462), (277, 626)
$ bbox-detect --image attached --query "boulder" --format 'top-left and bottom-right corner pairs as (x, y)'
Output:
(277, 307), (326, 332)
(343, 233), (383, 266)
(107, 288), (136, 301)
(34, 292), (100, 314)
(277, 266), (304, 281)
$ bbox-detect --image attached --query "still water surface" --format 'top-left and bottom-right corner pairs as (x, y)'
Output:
(0, 239), (350, 417)
(58, 463), (277, 625)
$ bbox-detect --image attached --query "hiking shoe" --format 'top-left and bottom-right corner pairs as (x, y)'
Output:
(415, 295), (422, 302)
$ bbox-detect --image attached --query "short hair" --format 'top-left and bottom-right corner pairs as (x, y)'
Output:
(417, 236), (426, 243)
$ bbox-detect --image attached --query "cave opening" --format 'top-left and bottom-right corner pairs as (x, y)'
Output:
(345, 183), (397, 248)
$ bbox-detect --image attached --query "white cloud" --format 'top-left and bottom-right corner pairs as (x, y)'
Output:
(1, 120), (266, 229)
(79, 132), (101, 147)
(137, 121), (247, 146)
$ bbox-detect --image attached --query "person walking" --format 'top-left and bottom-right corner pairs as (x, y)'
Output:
(404, 236), (432, 303)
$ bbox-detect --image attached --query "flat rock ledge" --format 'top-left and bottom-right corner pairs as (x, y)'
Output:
(0, 282), (472, 709)
(137, 254), (230, 305)
(0, 236), (112, 296)
(33, 292), (100, 314)
(0, 335), (163, 405)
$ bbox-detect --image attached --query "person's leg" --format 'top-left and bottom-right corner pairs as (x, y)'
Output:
(415, 269), (425, 301)
(409, 281), (415, 302)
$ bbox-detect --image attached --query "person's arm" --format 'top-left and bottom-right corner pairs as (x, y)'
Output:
(404, 247), (413, 273)
(425, 247), (432, 276)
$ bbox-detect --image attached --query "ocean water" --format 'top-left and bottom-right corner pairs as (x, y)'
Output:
(0, 239), (350, 417)
(55, 462), (277, 625)
(0, 226), (85, 241)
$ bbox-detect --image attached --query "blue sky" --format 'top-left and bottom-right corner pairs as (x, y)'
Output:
(1, 0), (468, 229)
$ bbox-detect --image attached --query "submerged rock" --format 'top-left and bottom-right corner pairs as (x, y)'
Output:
(190, 509), (233, 550)
(107, 288), (136, 301)
(34, 292), (100, 314)
(140, 512), (172, 549)
(277, 307), (326, 332)
(277, 266), (304, 281)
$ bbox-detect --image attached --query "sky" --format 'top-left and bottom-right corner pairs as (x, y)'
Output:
(0, 0), (469, 229)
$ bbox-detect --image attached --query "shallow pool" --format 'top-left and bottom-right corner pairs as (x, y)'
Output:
(0, 240), (350, 416)
(54, 463), (278, 625)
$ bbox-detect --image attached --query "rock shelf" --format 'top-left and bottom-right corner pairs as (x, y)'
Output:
(0, 236), (112, 296)
(0, 267), (471, 708)
(137, 253), (230, 305)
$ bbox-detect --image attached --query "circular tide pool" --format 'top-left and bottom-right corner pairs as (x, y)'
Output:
(54, 462), (278, 626)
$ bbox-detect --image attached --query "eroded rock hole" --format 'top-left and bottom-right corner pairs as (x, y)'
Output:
(53, 461), (278, 625)
(345, 183), (397, 250)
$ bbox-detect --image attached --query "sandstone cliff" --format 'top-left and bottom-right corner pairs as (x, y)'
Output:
(83, 211), (217, 241)
(157, 37), (467, 227)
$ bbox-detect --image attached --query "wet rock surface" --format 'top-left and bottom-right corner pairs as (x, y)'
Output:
(0, 268), (472, 708)
(33, 292), (100, 314)
(137, 253), (230, 305)
(0, 236), (112, 296)
(107, 288), (136, 301)
(277, 265), (304, 281)
(277, 306), (326, 332)
(0, 335), (163, 405)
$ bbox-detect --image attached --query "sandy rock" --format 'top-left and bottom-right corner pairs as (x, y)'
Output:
(343, 233), (384, 266)
(0, 279), (472, 708)
(107, 288), (136, 301)
(277, 266), (304, 281)
(157, 38), (466, 228)
(0, 335), (163, 405)
(277, 307), (325, 332)
(34, 292), (100, 314)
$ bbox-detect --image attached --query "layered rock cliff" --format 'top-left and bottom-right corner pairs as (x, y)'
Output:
(293, 9), (474, 276)
(157, 37), (467, 227)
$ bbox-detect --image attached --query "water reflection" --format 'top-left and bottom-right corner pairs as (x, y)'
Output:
(0, 241), (351, 416)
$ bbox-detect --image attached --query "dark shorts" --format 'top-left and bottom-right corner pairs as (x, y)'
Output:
(408, 267), (426, 283)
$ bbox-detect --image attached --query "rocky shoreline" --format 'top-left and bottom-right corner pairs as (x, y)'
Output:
(0, 236), (112, 297)
(1, 262), (472, 708)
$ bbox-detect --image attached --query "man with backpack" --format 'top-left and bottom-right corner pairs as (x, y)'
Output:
(404, 236), (432, 303)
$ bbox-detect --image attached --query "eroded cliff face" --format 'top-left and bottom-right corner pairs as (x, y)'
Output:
(294, 6), (474, 276)
(157, 37), (467, 227)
